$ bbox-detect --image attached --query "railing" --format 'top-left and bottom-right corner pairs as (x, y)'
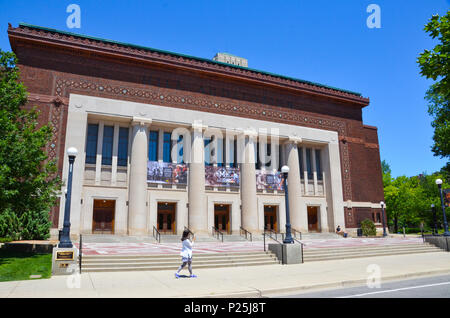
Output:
(212, 226), (224, 242)
(264, 230), (304, 264)
(79, 234), (82, 274)
(292, 228), (302, 240)
(240, 227), (252, 242)
(263, 230), (283, 252)
(153, 226), (161, 243)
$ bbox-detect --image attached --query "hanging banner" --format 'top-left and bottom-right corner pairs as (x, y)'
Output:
(147, 161), (188, 185)
(205, 166), (240, 187)
(256, 170), (284, 190)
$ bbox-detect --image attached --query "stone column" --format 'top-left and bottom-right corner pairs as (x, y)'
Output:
(240, 130), (259, 233)
(128, 117), (152, 235)
(188, 121), (208, 234)
(285, 136), (307, 232)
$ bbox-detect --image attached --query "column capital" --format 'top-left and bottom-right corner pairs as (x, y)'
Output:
(285, 136), (302, 144)
(192, 120), (208, 132)
(132, 117), (152, 126)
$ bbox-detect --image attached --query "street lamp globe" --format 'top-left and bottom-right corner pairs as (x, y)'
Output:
(436, 179), (443, 185)
(380, 201), (384, 207)
(67, 147), (78, 157)
(281, 165), (290, 174)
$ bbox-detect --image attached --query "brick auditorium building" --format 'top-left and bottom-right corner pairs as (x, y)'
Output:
(7, 23), (385, 239)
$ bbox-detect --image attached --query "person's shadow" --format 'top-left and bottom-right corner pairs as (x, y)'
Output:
(176, 274), (191, 279)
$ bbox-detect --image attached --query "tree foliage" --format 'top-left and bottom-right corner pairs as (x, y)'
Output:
(0, 50), (60, 240)
(382, 160), (449, 233)
(417, 11), (450, 159)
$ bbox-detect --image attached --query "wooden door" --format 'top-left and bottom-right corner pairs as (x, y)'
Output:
(307, 206), (319, 232)
(157, 202), (176, 234)
(214, 204), (230, 234)
(264, 205), (278, 232)
(92, 199), (115, 234)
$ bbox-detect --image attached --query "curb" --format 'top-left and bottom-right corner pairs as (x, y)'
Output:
(192, 268), (450, 298)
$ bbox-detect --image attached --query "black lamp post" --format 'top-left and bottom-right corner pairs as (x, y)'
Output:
(58, 147), (78, 248)
(380, 201), (387, 237)
(436, 179), (450, 236)
(431, 204), (438, 235)
(282, 165), (294, 244)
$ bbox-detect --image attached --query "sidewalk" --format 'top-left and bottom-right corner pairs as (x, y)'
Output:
(1, 251), (450, 298)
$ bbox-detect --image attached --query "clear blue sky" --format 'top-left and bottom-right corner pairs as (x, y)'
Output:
(0, 0), (448, 177)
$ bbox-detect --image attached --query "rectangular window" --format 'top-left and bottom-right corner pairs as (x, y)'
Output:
(101, 125), (114, 165)
(204, 137), (212, 166)
(163, 132), (172, 163)
(315, 149), (323, 180)
(177, 134), (184, 164)
(217, 137), (223, 167)
(117, 127), (129, 167)
(148, 131), (158, 161)
(86, 124), (98, 164)
(306, 148), (313, 180)
(299, 147), (304, 178)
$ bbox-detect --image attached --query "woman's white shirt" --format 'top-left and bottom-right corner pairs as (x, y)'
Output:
(180, 239), (194, 258)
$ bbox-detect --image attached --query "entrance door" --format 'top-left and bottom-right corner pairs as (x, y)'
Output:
(214, 204), (230, 234)
(307, 206), (319, 232)
(157, 202), (176, 234)
(92, 199), (115, 234)
(264, 205), (278, 232)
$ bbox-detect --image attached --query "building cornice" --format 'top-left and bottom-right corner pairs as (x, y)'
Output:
(8, 23), (370, 107)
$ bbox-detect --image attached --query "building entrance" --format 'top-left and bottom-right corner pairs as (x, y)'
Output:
(214, 204), (230, 234)
(92, 199), (115, 234)
(157, 202), (176, 234)
(307, 206), (319, 232)
(264, 205), (278, 232)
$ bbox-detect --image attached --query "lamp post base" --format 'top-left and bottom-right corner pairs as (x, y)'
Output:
(268, 243), (302, 264)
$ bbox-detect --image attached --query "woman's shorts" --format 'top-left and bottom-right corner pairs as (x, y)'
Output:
(182, 256), (192, 263)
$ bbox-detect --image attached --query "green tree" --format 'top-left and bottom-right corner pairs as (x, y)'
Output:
(0, 50), (61, 240)
(417, 12), (450, 160)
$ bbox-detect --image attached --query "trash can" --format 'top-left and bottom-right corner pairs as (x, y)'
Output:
(357, 228), (362, 237)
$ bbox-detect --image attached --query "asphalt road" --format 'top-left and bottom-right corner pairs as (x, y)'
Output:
(276, 274), (450, 298)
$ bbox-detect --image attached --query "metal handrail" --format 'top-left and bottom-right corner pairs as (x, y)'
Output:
(212, 226), (224, 242)
(153, 226), (161, 243)
(240, 227), (252, 241)
(79, 234), (82, 274)
(264, 229), (278, 241)
(292, 228), (302, 240)
(263, 231), (283, 251)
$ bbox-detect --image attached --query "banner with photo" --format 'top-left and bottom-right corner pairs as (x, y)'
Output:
(256, 170), (284, 191)
(147, 161), (188, 185)
(205, 166), (240, 188)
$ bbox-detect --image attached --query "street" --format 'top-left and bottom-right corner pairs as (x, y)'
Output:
(277, 274), (450, 298)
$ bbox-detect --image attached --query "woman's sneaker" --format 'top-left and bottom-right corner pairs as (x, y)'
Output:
(175, 273), (180, 279)
(190, 274), (197, 278)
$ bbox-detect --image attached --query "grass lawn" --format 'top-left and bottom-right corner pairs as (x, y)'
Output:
(0, 250), (52, 282)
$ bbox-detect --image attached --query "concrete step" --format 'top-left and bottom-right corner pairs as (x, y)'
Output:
(82, 251), (269, 260)
(81, 260), (279, 272)
(82, 254), (275, 264)
(303, 246), (441, 262)
(303, 243), (439, 255)
(80, 251), (279, 272)
(83, 257), (278, 268)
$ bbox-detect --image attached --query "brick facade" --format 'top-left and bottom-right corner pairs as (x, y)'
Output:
(7, 23), (385, 229)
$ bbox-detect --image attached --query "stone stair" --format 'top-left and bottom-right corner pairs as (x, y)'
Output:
(303, 242), (443, 262)
(81, 251), (279, 272)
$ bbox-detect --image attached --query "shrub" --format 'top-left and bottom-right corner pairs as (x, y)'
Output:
(361, 219), (377, 237)
(0, 208), (21, 241)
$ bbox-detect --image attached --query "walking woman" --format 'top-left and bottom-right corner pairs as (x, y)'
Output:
(175, 229), (197, 278)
